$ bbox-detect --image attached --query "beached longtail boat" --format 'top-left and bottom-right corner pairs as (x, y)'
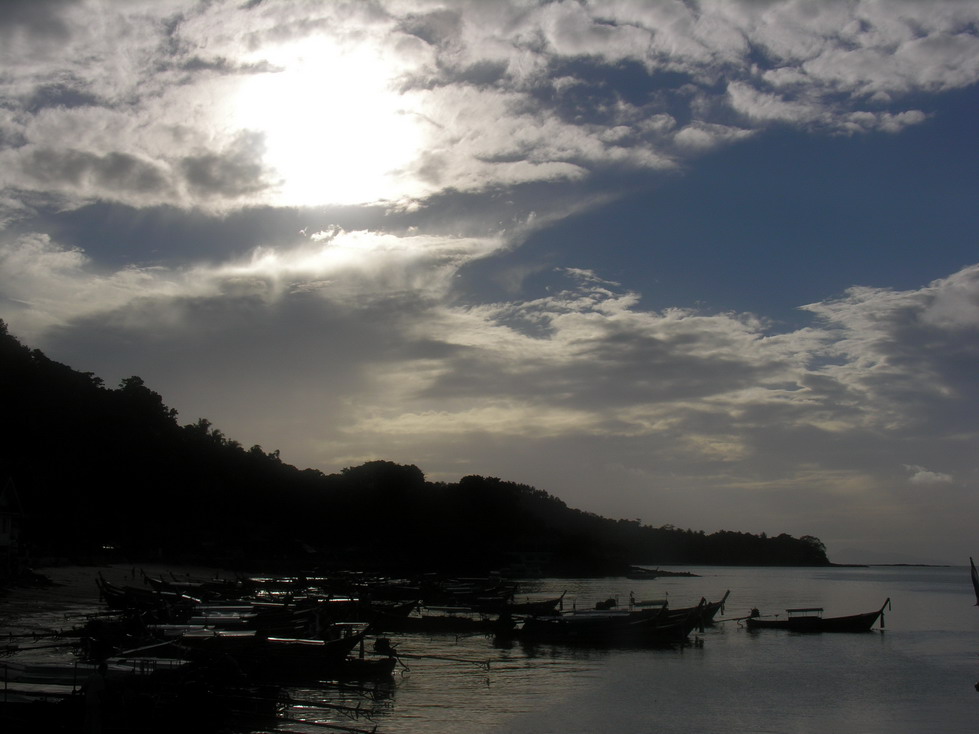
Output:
(176, 621), (372, 678)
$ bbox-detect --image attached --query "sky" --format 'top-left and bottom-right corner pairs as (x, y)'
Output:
(1, 0), (977, 565)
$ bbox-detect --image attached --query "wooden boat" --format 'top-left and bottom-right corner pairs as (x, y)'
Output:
(699, 590), (730, 625)
(517, 599), (705, 645)
(630, 591), (729, 628)
(745, 598), (890, 632)
(144, 572), (250, 601)
(176, 621), (372, 677)
(473, 591), (566, 616)
(96, 574), (199, 615)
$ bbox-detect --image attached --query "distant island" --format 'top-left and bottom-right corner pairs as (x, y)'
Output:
(0, 321), (830, 578)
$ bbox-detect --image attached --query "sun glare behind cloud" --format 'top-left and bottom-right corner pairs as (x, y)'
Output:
(232, 38), (426, 207)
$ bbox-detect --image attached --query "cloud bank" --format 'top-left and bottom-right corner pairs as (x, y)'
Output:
(6, 218), (976, 560)
(1, 0), (977, 217)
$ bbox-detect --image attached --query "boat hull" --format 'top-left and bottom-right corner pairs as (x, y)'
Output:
(746, 607), (885, 633)
(517, 601), (705, 645)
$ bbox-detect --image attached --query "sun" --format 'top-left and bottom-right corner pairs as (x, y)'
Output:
(231, 38), (426, 207)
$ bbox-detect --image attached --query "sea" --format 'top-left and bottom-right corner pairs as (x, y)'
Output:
(290, 565), (979, 734)
(4, 564), (978, 733)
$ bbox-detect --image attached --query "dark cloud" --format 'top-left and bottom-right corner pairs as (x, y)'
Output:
(534, 58), (695, 128)
(39, 284), (441, 461)
(563, 332), (769, 404)
(418, 317), (771, 410)
(179, 131), (272, 198)
(40, 200), (389, 269)
(20, 148), (170, 194)
(170, 55), (282, 80)
(807, 272), (979, 435)
(398, 8), (463, 50)
(0, 0), (76, 44)
(26, 83), (102, 113)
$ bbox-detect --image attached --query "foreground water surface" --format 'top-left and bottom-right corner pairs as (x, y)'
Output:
(6, 564), (978, 733)
(310, 565), (977, 734)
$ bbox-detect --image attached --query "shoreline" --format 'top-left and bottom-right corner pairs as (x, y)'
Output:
(0, 563), (231, 635)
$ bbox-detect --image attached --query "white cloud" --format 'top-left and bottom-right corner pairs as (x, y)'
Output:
(538, 1), (655, 61)
(0, 0), (975, 214)
(0, 226), (506, 342)
(918, 265), (979, 330)
(674, 120), (754, 149)
(10, 224), (977, 466)
(0, 233), (169, 338)
(727, 82), (822, 125)
(904, 465), (954, 485)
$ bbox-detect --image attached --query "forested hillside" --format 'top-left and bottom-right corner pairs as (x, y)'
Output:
(0, 322), (829, 574)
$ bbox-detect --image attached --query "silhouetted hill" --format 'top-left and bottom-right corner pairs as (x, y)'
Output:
(0, 321), (829, 574)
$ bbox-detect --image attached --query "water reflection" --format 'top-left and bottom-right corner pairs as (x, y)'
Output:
(322, 566), (979, 734)
(3, 565), (976, 733)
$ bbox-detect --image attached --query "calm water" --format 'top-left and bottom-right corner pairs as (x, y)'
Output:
(284, 565), (979, 734)
(4, 565), (977, 732)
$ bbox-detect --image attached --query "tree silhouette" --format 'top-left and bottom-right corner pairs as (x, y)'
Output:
(0, 322), (830, 572)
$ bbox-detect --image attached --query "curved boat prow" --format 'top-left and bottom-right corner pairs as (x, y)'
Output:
(970, 558), (979, 606)
(878, 598), (891, 629)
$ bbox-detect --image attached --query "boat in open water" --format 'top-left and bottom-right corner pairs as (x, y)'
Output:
(745, 598), (890, 632)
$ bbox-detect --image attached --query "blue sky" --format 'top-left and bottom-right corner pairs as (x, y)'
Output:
(1, 0), (978, 563)
(506, 87), (979, 320)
